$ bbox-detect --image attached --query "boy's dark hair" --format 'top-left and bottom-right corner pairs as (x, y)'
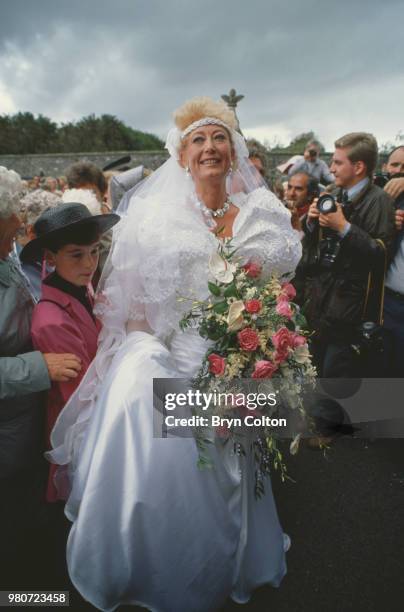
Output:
(45, 222), (101, 253)
(66, 162), (107, 195)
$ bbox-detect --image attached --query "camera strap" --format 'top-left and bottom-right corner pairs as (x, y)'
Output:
(362, 239), (387, 325)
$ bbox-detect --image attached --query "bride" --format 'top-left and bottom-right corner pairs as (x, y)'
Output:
(48, 97), (302, 612)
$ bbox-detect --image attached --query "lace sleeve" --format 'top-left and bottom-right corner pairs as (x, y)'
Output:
(233, 187), (302, 280)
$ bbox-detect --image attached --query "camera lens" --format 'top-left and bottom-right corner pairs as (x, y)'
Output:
(317, 194), (337, 214)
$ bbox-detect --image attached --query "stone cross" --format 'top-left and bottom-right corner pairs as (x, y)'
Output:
(221, 89), (244, 134)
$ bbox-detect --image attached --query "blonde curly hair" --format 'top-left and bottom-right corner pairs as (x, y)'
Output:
(173, 96), (237, 133)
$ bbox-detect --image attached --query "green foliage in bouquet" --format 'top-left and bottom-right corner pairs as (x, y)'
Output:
(179, 241), (316, 497)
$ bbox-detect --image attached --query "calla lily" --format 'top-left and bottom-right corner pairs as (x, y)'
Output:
(227, 300), (245, 332)
(209, 252), (236, 284)
(290, 433), (302, 455)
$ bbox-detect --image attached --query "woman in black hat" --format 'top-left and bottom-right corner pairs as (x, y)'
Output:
(21, 203), (119, 502)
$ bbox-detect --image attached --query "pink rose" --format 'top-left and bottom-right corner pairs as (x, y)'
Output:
(274, 348), (289, 364)
(280, 282), (296, 301)
(242, 261), (262, 278)
(291, 333), (306, 348)
(237, 327), (260, 351)
(245, 299), (262, 314)
(272, 327), (293, 352)
(276, 300), (292, 319)
(208, 353), (226, 376)
(252, 360), (278, 379)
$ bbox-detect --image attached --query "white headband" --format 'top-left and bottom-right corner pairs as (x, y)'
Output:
(180, 117), (230, 139)
(165, 117), (249, 162)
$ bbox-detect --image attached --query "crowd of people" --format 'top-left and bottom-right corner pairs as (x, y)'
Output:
(251, 138), (404, 379)
(1, 97), (404, 610)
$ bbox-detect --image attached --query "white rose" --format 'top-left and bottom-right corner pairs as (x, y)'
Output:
(245, 287), (257, 300)
(293, 345), (311, 364)
(209, 252), (236, 284)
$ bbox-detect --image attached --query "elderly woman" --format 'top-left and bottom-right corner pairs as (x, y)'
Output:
(0, 167), (81, 578)
(49, 99), (302, 611)
(16, 188), (61, 299)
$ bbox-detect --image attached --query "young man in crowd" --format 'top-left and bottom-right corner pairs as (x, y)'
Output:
(298, 132), (395, 377)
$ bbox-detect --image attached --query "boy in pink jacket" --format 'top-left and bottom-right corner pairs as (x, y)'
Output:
(20, 203), (119, 501)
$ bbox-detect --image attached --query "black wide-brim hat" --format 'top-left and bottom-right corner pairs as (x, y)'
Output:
(20, 202), (120, 263)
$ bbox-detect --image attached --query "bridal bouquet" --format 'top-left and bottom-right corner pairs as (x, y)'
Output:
(179, 241), (316, 496)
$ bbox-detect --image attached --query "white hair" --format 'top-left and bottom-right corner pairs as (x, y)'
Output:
(62, 188), (102, 215)
(0, 166), (22, 219)
(20, 189), (61, 225)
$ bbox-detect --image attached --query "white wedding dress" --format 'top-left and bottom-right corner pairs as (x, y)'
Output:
(49, 185), (302, 612)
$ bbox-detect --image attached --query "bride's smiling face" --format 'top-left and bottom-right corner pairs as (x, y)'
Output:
(180, 124), (235, 182)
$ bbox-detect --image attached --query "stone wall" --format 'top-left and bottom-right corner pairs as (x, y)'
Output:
(0, 151), (169, 178)
(0, 150), (386, 178)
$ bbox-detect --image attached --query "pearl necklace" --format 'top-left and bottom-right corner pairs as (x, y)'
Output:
(211, 199), (231, 218)
(195, 196), (231, 221)
(193, 195), (232, 229)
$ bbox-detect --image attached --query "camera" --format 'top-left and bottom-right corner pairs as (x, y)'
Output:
(350, 321), (393, 377)
(316, 193), (344, 267)
(373, 171), (404, 188)
(356, 322), (383, 350)
(317, 193), (338, 215)
(318, 235), (341, 268)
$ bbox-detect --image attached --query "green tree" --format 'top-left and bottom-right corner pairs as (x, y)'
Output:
(272, 131), (325, 154)
(0, 112), (58, 154)
(0, 112), (164, 154)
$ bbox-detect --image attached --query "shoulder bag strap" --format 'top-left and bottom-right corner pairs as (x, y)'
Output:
(362, 239), (387, 325)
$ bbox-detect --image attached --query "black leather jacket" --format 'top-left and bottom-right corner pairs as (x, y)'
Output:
(294, 182), (396, 342)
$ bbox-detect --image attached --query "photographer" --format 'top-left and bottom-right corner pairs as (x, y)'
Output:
(285, 171), (320, 232)
(288, 140), (334, 185)
(383, 145), (404, 207)
(298, 133), (395, 377)
(382, 145), (404, 375)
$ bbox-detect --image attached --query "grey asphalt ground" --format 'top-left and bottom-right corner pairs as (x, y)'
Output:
(5, 437), (404, 612)
(224, 437), (404, 612)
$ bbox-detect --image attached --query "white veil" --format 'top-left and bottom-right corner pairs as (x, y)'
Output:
(48, 119), (268, 488)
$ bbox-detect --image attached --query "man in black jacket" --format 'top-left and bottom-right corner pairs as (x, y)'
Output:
(382, 146), (404, 375)
(298, 132), (395, 377)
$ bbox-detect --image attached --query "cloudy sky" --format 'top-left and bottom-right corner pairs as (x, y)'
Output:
(0, 0), (403, 150)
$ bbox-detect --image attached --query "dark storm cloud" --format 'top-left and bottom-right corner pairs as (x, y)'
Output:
(0, 0), (403, 148)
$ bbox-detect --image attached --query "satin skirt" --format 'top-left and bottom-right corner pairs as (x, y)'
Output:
(63, 330), (287, 612)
